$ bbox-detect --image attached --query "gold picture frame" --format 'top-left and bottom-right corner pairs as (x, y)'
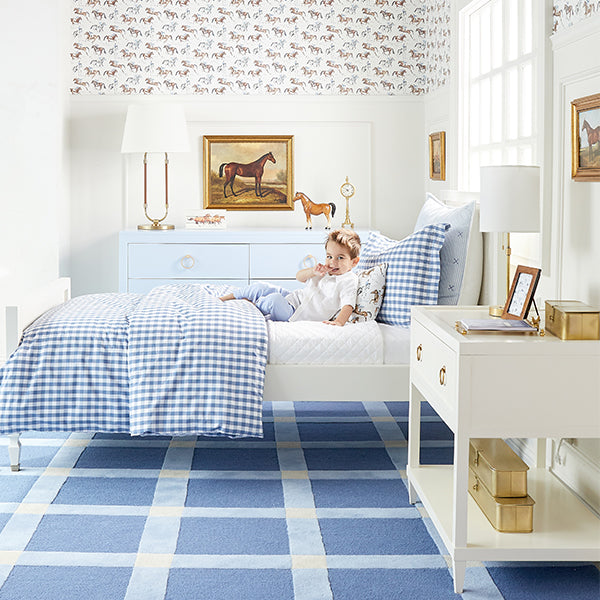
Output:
(571, 93), (600, 181)
(429, 131), (446, 181)
(203, 135), (294, 210)
(502, 265), (541, 321)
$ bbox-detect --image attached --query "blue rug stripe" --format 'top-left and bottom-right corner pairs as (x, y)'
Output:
(283, 480), (317, 509)
(21, 474), (68, 505)
(292, 569), (332, 600)
(0, 513), (44, 552)
(124, 568), (169, 600)
(286, 518), (326, 556)
(277, 447), (308, 471)
(316, 508), (419, 519)
(182, 508), (285, 518)
(171, 555), (292, 568)
(137, 517), (181, 554)
(326, 555), (448, 569)
(16, 551), (135, 567)
(151, 478), (188, 507)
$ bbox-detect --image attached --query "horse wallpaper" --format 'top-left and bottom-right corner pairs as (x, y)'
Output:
(70, 0), (451, 96)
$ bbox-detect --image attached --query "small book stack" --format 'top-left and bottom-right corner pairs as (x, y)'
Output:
(455, 319), (537, 335)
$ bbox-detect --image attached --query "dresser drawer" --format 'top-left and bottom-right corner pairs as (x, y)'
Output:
(250, 244), (323, 278)
(128, 243), (249, 279)
(411, 319), (457, 409)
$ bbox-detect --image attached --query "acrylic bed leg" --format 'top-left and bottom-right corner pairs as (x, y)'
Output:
(8, 433), (21, 472)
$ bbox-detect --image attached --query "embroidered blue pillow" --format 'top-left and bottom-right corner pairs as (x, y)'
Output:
(414, 194), (476, 305)
(357, 224), (448, 326)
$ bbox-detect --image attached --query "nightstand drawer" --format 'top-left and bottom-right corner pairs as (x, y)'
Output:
(128, 243), (249, 279)
(411, 319), (457, 407)
(250, 244), (323, 278)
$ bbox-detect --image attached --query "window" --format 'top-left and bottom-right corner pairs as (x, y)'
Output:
(459, 0), (542, 265)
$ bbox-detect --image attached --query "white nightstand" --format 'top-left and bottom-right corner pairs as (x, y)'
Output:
(119, 229), (371, 294)
(408, 305), (600, 593)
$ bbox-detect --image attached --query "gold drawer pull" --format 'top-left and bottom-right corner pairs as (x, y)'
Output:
(181, 254), (195, 269)
(439, 366), (446, 386)
(472, 478), (479, 492)
(302, 254), (316, 268)
(416, 344), (422, 361)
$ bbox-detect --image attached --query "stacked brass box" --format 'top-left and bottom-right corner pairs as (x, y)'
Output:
(468, 438), (534, 533)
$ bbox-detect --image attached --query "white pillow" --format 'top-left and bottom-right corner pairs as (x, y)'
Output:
(414, 193), (482, 305)
(349, 263), (387, 323)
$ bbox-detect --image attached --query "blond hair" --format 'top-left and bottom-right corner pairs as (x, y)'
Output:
(325, 229), (361, 259)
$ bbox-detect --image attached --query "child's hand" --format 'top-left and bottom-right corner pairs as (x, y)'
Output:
(323, 319), (343, 326)
(313, 263), (331, 277)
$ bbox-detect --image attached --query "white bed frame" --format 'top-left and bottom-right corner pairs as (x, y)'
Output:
(3, 277), (409, 471)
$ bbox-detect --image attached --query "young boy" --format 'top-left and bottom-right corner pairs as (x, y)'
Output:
(220, 229), (361, 326)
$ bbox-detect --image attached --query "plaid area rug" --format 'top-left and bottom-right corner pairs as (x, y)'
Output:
(0, 401), (598, 600)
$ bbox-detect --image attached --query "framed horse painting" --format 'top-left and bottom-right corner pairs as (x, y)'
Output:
(203, 135), (294, 210)
(571, 93), (600, 181)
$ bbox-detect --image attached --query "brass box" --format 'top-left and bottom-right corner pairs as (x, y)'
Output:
(469, 438), (528, 498)
(545, 301), (600, 340)
(469, 468), (534, 533)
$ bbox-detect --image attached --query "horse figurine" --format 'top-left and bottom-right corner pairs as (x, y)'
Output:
(219, 152), (276, 198)
(293, 191), (336, 230)
(581, 119), (600, 162)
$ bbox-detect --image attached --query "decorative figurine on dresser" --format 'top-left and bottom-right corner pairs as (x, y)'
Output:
(293, 191), (336, 230)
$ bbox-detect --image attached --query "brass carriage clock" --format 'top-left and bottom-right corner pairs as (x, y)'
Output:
(340, 176), (355, 229)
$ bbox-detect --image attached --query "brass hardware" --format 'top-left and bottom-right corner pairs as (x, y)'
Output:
(439, 366), (446, 386)
(416, 344), (422, 361)
(472, 479), (479, 492)
(473, 451), (479, 467)
(180, 254), (195, 269)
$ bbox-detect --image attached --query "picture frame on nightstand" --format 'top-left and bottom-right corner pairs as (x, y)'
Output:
(502, 265), (541, 320)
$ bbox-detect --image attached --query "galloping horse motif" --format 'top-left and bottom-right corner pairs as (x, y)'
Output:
(219, 152), (276, 198)
(581, 119), (600, 162)
(293, 191), (336, 230)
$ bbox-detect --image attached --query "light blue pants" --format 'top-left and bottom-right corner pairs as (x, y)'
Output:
(234, 282), (295, 321)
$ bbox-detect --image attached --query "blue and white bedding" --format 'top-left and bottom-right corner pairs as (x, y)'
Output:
(0, 284), (267, 438)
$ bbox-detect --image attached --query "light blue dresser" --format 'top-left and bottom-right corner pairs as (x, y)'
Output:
(119, 229), (370, 294)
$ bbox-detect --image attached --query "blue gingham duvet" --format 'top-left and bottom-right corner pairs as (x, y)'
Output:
(0, 284), (267, 438)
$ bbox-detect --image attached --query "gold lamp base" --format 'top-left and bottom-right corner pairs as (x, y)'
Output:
(488, 305), (504, 317)
(138, 223), (175, 230)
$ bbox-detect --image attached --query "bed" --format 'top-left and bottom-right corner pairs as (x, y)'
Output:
(1, 194), (482, 470)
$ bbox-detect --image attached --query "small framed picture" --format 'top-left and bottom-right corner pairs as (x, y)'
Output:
(184, 210), (227, 229)
(571, 93), (600, 181)
(502, 265), (541, 320)
(429, 131), (446, 181)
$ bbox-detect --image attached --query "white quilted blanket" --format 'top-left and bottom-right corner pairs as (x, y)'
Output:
(267, 320), (383, 365)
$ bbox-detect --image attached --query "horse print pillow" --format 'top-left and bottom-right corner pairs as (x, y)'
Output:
(348, 263), (387, 323)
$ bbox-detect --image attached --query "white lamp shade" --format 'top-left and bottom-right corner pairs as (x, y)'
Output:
(479, 165), (540, 233)
(121, 103), (190, 154)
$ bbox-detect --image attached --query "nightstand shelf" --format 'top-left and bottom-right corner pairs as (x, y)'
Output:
(407, 306), (600, 593)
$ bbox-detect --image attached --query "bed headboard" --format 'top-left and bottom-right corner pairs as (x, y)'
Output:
(5, 277), (71, 356)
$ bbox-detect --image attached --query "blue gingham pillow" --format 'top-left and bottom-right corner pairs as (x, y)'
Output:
(357, 224), (448, 326)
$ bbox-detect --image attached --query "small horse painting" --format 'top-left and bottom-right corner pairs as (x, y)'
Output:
(294, 191), (336, 229)
(581, 119), (600, 163)
(219, 152), (276, 198)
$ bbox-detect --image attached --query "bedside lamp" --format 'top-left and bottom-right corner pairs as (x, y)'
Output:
(121, 103), (190, 230)
(479, 165), (540, 315)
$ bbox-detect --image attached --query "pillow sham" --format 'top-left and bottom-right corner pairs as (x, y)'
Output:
(357, 224), (448, 326)
(414, 193), (482, 305)
(348, 263), (387, 324)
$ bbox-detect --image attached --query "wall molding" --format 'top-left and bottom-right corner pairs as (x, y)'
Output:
(550, 12), (600, 50)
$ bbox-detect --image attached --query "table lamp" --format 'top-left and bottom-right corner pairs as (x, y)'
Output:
(121, 103), (190, 230)
(479, 165), (540, 316)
